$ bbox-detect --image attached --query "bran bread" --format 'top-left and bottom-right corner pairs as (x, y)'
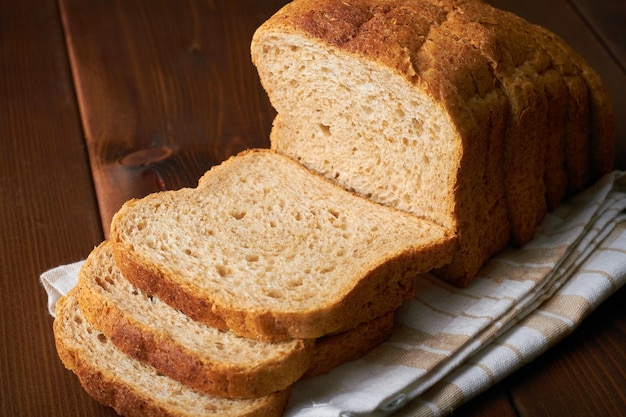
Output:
(251, 0), (614, 285)
(77, 241), (395, 398)
(109, 149), (455, 341)
(77, 241), (313, 399)
(53, 290), (290, 417)
(532, 24), (615, 185)
(444, 0), (552, 246)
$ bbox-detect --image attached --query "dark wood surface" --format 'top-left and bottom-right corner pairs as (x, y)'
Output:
(1, 0), (624, 416)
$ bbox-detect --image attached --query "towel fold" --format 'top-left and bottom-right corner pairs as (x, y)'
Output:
(41, 171), (626, 417)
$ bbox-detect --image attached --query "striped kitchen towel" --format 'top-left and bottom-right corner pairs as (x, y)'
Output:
(286, 170), (626, 417)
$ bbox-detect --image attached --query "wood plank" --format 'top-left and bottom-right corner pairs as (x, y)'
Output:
(572, 0), (626, 71)
(60, 0), (286, 236)
(0, 0), (108, 415)
(486, 0), (626, 170)
(508, 285), (626, 416)
(453, 385), (519, 417)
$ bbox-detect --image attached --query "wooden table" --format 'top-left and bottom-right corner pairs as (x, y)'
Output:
(1, 0), (624, 416)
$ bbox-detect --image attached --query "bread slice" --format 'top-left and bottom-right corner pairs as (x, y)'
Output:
(53, 289), (290, 417)
(110, 149), (454, 341)
(77, 241), (395, 398)
(251, 0), (613, 284)
(77, 241), (313, 399)
(447, 1), (552, 246)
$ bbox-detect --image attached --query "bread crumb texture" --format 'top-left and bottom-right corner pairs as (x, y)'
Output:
(110, 149), (454, 340)
(53, 290), (289, 417)
(77, 241), (314, 398)
(252, 0), (614, 285)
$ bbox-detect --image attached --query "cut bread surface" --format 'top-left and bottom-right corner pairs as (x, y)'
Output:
(77, 240), (394, 398)
(53, 290), (289, 417)
(77, 241), (314, 399)
(251, 0), (614, 285)
(253, 0), (511, 284)
(110, 149), (454, 341)
(258, 24), (461, 231)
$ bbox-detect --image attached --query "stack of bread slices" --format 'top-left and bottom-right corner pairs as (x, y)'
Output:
(53, 0), (615, 415)
(54, 149), (455, 417)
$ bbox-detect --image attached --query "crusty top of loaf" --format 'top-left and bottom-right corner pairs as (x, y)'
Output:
(253, 0), (580, 122)
(286, 0), (446, 80)
(261, 0), (507, 83)
(110, 149), (454, 340)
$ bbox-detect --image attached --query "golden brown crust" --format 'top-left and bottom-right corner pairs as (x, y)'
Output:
(111, 235), (452, 341)
(54, 294), (290, 417)
(454, 1), (551, 246)
(111, 245), (233, 331)
(255, 0), (613, 285)
(55, 330), (291, 417)
(109, 149), (456, 340)
(77, 268), (314, 399)
(294, 0), (447, 80)
(544, 28), (615, 180)
(271, 0), (513, 283)
(586, 70), (615, 179)
(304, 311), (395, 378)
(529, 24), (593, 197)
(57, 351), (174, 417)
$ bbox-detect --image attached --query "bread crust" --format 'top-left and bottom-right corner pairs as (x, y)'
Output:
(304, 311), (395, 378)
(112, 233), (451, 341)
(532, 25), (615, 182)
(110, 149), (454, 341)
(53, 292), (290, 417)
(253, 0), (614, 284)
(77, 243), (314, 399)
(257, 0), (512, 284)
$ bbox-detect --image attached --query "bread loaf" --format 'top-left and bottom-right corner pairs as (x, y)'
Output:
(251, 0), (614, 285)
(54, 290), (290, 417)
(53, 2), (617, 415)
(110, 149), (454, 341)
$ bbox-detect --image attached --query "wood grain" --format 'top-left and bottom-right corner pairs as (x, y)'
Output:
(0, 0), (108, 415)
(59, 0), (284, 235)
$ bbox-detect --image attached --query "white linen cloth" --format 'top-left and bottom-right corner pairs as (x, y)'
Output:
(41, 171), (626, 417)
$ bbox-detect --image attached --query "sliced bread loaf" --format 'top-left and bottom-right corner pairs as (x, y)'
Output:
(77, 240), (395, 398)
(251, 0), (614, 285)
(109, 148), (454, 341)
(53, 289), (290, 417)
(444, 0), (552, 247)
